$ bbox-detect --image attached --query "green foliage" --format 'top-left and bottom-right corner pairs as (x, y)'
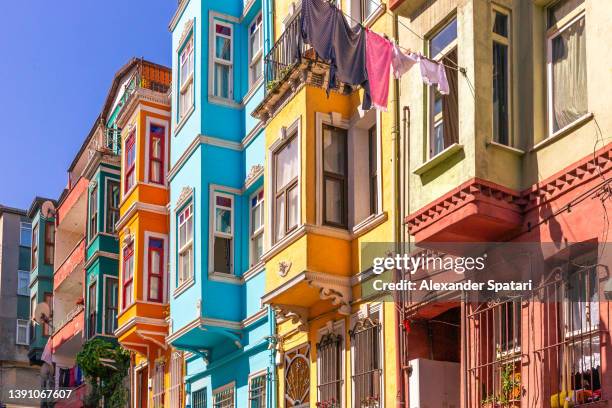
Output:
(76, 338), (130, 408)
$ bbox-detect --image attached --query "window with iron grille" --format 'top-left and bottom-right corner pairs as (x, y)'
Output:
(351, 311), (382, 407)
(213, 383), (235, 408)
(249, 373), (266, 408)
(169, 351), (183, 408)
(152, 361), (165, 408)
(317, 332), (343, 406)
(192, 388), (207, 408)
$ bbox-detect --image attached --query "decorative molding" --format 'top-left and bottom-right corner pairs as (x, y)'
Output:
(272, 304), (308, 332)
(176, 186), (194, 209)
(178, 18), (194, 49)
(278, 260), (292, 278)
(245, 164), (264, 188)
(305, 271), (351, 315)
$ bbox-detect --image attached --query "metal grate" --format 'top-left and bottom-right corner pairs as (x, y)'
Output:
(152, 362), (165, 408)
(192, 388), (207, 408)
(350, 317), (382, 407)
(213, 385), (235, 408)
(249, 373), (267, 408)
(317, 333), (343, 406)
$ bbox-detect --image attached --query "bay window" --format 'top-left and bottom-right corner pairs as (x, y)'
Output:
(322, 125), (348, 228)
(249, 14), (263, 87)
(492, 8), (511, 145)
(179, 35), (194, 119)
(106, 180), (120, 234)
(123, 243), (134, 309)
(178, 204), (194, 285)
(149, 124), (165, 185)
(44, 221), (54, 264)
(274, 134), (299, 243)
(250, 189), (264, 266)
(213, 21), (233, 99)
(148, 237), (165, 302)
(429, 18), (458, 158)
(124, 132), (136, 193)
(546, 0), (587, 135)
(213, 193), (233, 274)
(105, 278), (118, 335)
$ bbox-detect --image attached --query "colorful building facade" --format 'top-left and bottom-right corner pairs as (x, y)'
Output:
(167, 0), (275, 406)
(111, 59), (175, 408)
(251, 1), (401, 407)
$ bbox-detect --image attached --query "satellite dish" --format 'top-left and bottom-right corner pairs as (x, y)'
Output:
(33, 302), (52, 328)
(41, 201), (56, 218)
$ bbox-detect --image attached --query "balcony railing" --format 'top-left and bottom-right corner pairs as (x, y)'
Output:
(264, 9), (311, 93)
(53, 304), (84, 335)
(104, 126), (122, 155)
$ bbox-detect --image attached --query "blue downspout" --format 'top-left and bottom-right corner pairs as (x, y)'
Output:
(267, 305), (277, 408)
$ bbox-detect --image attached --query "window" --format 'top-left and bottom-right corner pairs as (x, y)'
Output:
(152, 361), (165, 408)
(149, 124), (165, 185)
(360, 0), (380, 23)
(124, 132), (136, 193)
(492, 9), (511, 145)
(30, 295), (36, 341)
(43, 293), (52, 336)
(249, 14), (263, 87)
(179, 35), (194, 119)
(274, 134), (299, 243)
(106, 180), (120, 234)
(44, 222), (55, 264)
(105, 278), (118, 335)
(17, 270), (29, 296)
(16, 319), (29, 345)
(428, 18), (458, 158)
(88, 281), (97, 338)
(213, 383), (235, 408)
(213, 193), (233, 274)
(495, 300), (521, 353)
(213, 21), (233, 99)
(351, 309), (382, 406)
(322, 125), (348, 228)
(178, 204), (194, 285)
(249, 373), (266, 408)
(546, 0), (587, 135)
(20, 221), (32, 247)
(89, 184), (98, 241)
(317, 331), (343, 406)
(250, 190), (264, 266)
(169, 352), (184, 408)
(368, 125), (378, 215)
(192, 388), (207, 408)
(284, 344), (310, 407)
(148, 237), (165, 302)
(31, 223), (38, 270)
(123, 244), (134, 309)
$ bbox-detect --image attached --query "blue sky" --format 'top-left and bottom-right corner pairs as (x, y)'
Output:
(0, 1), (176, 210)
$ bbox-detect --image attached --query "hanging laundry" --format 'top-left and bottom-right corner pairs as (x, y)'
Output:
(391, 43), (418, 79)
(365, 30), (393, 110)
(418, 55), (450, 95)
(300, 0), (372, 109)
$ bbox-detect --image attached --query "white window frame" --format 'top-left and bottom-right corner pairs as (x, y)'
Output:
(169, 351), (184, 408)
(20, 221), (32, 247)
(152, 360), (165, 408)
(179, 33), (195, 120)
(545, 1), (587, 138)
(491, 5), (513, 146)
(250, 188), (264, 267)
(143, 231), (169, 303)
(16, 319), (29, 345)
(210, 19), (234, 100)
(248, 12), (264, 88)
(248, 370), (267, 408)
(17, 270), (29, 296)
(316, 320), (346, 407)
(209, 191), (235, 275)
(350, 303), (384, 407)
(177, 203), (194, 287)
(212, 381), (235, 408)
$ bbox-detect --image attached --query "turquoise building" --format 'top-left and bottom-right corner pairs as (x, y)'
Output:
(27, 197), (56, 365)
(167, 0), (275, 406)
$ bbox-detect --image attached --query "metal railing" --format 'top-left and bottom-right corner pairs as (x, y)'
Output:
(52, 304), (84, 335)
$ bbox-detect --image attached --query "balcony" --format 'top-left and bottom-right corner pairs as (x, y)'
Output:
(253, 8), (356, 121)
(54, 238), (85, 292)
(388, 0), (428, 17)
(51, 305), (84, 358)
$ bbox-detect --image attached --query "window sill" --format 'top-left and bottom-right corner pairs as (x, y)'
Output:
(487, 140), (525, 156)
(532, 112), (593, 152)
(352, 212), (388, 238)
(261, 225), (307, 263)
(243, 77), (264, 105)
(208, 95), (241, 109)
(413, 143), (464, 175)
(175, 105), (195, 136)
(208, 272), (242, 285)
(305, 212), (388, 241)
(173, 278), (195, 298)
(243, 261), (265, 281)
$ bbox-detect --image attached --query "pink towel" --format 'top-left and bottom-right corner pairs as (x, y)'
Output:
(366, 30), (393, 111)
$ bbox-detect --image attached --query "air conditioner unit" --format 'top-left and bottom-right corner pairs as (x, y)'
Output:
(409, 358), (460, 408)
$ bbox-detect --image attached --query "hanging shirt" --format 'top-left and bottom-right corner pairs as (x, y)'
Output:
(418, 55), (450, 95)
(391, 44), (418, 79)
(366, 30), (393, 110)
(300, 0), (372, 109)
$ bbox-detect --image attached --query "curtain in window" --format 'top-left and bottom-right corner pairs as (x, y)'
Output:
(552, 17), (587, 132)
(442, 49), (459, 148)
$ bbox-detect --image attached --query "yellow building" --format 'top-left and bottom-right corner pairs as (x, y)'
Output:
(111, 59), (183, 408)
(253, 1), (400, 406)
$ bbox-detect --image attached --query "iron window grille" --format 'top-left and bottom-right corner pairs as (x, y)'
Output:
(317, 332), (343, 406)
(350, 317), (382, 407)
(249, 373), (267, 408)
